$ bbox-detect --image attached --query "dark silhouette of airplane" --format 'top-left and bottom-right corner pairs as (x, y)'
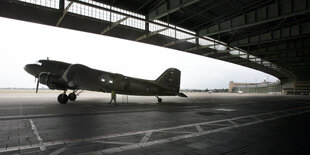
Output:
(24, 59), (187, 104)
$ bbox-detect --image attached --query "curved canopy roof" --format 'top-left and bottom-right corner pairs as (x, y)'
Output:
(1, 0), (309, 83)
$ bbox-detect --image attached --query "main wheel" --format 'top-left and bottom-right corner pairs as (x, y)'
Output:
(68, 93), (77, 101)
(58, 94), (68, 104)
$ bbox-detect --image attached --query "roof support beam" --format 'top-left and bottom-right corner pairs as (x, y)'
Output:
(203, 50), (230, 56)
(192, 0), (274, 30)
(175, 0), (224, 25)
(66, 0), (231, 49)
(249, 39), (310, 56)
(100, 16), (129, 34)
(230, 22), (310, 47)
(136, 28), (168, 41)
(56, 1), (73, 27)
(287, 66), (310, 69)
(267, 57), (310, 62)
(185, 44), (219, 52)
(199, 0), (310, 36)
(136, 0), (152, 11)
(148, 0), (201, 21)
(216, 55), (241, 60)
(254, 48), (309, 56)
(163, 37), (197, 47)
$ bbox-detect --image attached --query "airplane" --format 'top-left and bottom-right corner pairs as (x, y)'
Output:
(24, 59), (187, 104)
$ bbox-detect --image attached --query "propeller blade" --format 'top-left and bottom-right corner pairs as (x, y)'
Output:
(36, 74), (41, 93)
(36, 78), (39, 93)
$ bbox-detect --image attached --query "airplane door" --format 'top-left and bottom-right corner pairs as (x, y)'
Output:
(113, 74), (123, 91)
(123, 77), (129, 90)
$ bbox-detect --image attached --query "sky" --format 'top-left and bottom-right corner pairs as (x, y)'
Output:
(0, 17), (278, 89)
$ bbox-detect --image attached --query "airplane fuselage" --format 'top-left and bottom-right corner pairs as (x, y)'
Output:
(24, 60), (179, 96)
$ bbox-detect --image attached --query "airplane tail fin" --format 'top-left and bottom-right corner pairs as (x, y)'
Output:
(154, 68), (181, 94)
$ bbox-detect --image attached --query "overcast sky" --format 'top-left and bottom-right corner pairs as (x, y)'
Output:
(0, 17), (278, 89)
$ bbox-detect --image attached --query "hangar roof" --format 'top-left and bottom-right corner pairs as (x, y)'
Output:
(1, 0), (310, 83)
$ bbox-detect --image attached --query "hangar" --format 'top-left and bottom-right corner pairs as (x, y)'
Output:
(1, 0), (310, 93)
(1, 1), (310, 154)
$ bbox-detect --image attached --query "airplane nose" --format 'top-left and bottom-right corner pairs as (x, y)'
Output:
(24, 64), (40, 77)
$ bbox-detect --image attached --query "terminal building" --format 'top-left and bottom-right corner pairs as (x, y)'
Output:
(229, 81), (310, 95)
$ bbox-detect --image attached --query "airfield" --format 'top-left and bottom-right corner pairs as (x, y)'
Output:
(0, 90), (309, 154)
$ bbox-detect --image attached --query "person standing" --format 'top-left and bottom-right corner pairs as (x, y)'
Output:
(109, 90), (117, 105)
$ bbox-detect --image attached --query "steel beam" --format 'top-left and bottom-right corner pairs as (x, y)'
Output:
(56, 1), (73, 27)
(283, 62), (310, 66)
(65, 0), (230, 48)
(287, 66), (310, 70)
(136, 0), (152, 11)
(136, 28), (168, 41)
(203, 50), (230, 56)
(267, 57), (310, 61)
(252, 48), (309, 56)
(175, 0), (224, 25)
(148, 0), (201, 21)
(163, 37), (197, 47)
(215, 54), (244, 60)
(249, 39), (310, 56)
(199, 0), (310, 36)
(100, 16), (129, 34)
(192, 0), (274, 30)
(230, 22), (310, 47)
(185, 44), (219, 52)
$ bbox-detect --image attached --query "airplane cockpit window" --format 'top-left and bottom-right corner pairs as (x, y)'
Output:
(35, 61), (42, 66)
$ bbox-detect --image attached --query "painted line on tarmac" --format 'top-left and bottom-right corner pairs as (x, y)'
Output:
(0, 108), (156, 120)
(213, 108), (235, 112)
(140, 132), (152, 143)
(29, 119), (46, 151)
(99, 107), (310, 154)
(0, 107), (46, 110)
(1, 105), (310, 153)
(195, 125), (203, 133)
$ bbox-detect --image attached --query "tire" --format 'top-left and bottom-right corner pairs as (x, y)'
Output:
(58, 94), (68, 104)
(68, 93), (77, 101)
(158, 98), (162, 103)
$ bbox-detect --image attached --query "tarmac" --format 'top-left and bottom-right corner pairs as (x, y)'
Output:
(0, 90), (309, 154)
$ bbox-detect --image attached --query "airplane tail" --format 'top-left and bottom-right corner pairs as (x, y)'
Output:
(154, 68), (181, 94)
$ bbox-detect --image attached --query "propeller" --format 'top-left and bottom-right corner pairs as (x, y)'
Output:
(35, 72), (51, 93)
(36, 75), (40, 93)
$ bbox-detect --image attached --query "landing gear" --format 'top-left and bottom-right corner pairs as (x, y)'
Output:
(156, 95), (162, 103)
(58, 93), (68, 104)
(57, 90), (81, 104)
(68, 93), (77, 101)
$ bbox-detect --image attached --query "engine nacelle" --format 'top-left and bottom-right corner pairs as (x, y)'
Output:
(39, 72), (66, 90)
(38, 72), (51, 85)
